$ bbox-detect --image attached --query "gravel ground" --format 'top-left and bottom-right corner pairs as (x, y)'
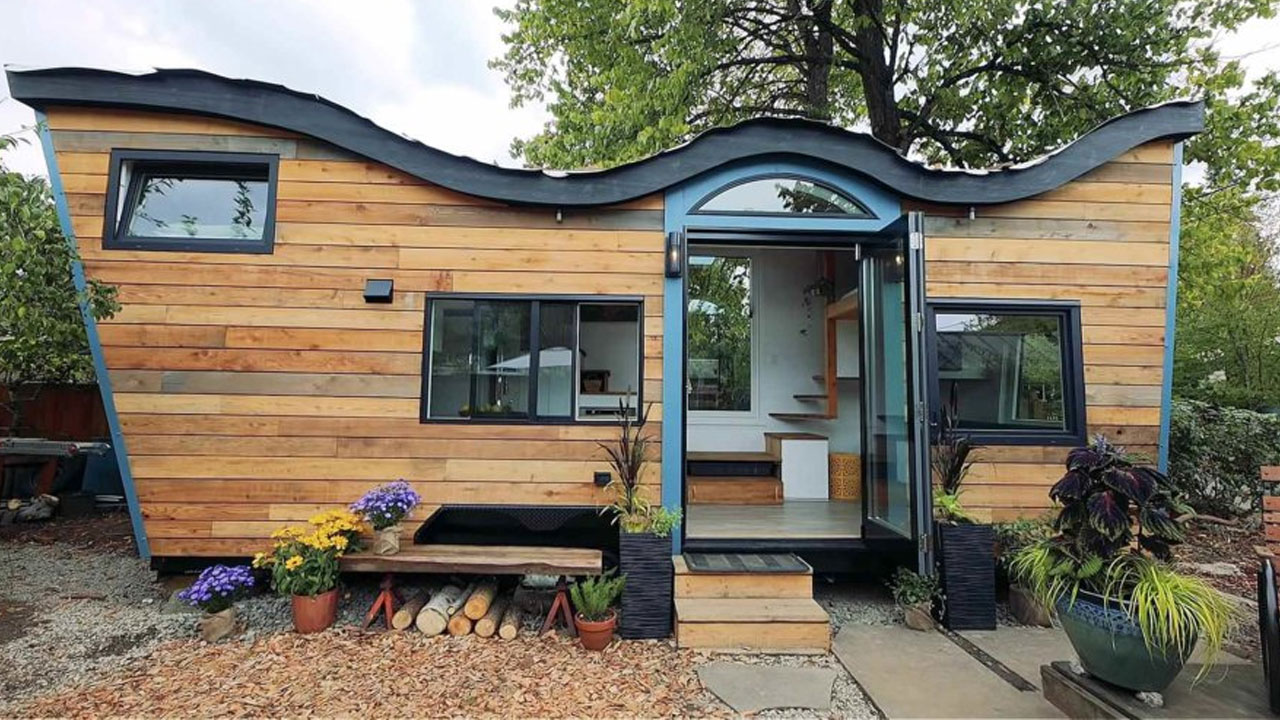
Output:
(815, 576), (898, 632)
(0, 542), (191, 708)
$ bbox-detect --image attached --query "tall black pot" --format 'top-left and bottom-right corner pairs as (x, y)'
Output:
(618, 531), (673, 639)
(936, 522), (996, 630)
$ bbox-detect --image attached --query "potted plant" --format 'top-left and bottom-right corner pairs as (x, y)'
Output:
(177, 564), (255, 642)
(888, 567), (938, 631)
(599, 400), (681, 639)
(350, 480), (422, 555)
(995, 515), (1054, 627)
(569, 570), (627, 650)
(254, 508), (368, 633)
(931, 405), (995, 630)
(1009, 436), (1240, 694)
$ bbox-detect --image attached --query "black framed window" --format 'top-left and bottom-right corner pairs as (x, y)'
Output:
(104, 149), (279, 253)
(926, 299), (1086, 445)
(421, 295), (644, 423)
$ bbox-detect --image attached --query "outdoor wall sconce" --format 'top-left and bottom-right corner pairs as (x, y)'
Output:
(665, 230), (685, 278)
(363, 278), (394, 303)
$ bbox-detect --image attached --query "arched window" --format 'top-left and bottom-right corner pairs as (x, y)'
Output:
(693, 175), (874, 217)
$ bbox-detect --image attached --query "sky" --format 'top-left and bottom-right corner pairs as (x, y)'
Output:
(0, 0), (548, 176)
(1, 2), (1278, 179)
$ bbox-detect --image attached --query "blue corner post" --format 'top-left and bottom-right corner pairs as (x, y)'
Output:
(661, 196), (686, 553)
(34, 111), (151, 560)
(1157, 142), (1184, 474)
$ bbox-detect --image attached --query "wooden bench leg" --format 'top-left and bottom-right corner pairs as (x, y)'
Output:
(362, 572), (399, 630)
(540, 575), (577, 637)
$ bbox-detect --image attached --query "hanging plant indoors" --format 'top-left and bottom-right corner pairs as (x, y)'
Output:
(350, 480), (422, 556)
(177, 564), (255, 642)
(599, 398), (681, 639)
(1009, 436), (1240, 695)
(931, 404), (996, 630)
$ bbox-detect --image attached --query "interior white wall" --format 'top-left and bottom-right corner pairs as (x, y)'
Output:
(579, 320), (640, 393)
(687, 246), (862, 454)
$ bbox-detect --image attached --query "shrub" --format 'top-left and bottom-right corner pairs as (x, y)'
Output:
(887, 567), (938, 607)
(1168, 399), (1280, 517)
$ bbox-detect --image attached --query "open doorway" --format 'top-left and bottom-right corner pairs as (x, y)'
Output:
(683, 243), (864, 542)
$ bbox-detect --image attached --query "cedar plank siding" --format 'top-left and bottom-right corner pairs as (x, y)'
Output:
(46, 107), (665, 557)
(917, 140), (1174, 523)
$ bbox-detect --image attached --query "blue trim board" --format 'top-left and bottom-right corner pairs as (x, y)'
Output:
(661, 202), (686, 553)
(1158, 142), (1184, 473)
(34, 111), (151, 560)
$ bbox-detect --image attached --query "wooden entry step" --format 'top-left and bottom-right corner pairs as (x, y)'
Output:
(686, 476), (782, 505)
(674, 555), (812, 598)
(673, 555), (829, 652)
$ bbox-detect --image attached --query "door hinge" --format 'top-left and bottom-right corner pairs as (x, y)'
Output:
(913, 312), (924, 334)
(919, 533), (931, 554)
(909, 230), (923, 250)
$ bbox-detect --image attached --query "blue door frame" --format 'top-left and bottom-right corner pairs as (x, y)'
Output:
(661, 159), (903, 553)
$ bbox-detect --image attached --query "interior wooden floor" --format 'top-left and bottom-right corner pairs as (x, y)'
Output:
(685, 500), (862, 540)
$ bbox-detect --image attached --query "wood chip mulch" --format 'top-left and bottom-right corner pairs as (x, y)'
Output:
(16, 629), (724, 719)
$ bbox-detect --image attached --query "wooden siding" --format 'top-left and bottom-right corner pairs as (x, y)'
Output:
(919, 141), (1175, 522)
(46, 107), (665, 557)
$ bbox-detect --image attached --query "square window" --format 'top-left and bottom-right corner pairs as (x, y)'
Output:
(927, 300), (1086, 445)
(422, 295), (644, 424)
(104, 150), (278, 253)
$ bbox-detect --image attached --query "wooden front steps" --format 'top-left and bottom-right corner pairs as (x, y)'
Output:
(686, 476), (782, 504)
(686, 450), (781, 505)
(673, 555), (830, 653)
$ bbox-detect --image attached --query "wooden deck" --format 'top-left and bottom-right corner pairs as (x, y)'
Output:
(685, 500), (861, 540)
(338, 544), (602, 575)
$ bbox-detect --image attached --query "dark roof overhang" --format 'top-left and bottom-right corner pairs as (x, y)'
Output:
(6, 67), (1204, 207)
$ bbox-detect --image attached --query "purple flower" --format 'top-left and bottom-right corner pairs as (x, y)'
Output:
(177, 564), (255, 613)
(350, 480), (422, 530)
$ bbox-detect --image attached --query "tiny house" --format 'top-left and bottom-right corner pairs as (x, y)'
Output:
(9, 68), (1200, 577)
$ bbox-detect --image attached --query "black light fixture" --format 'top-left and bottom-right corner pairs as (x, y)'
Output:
(363, 278), (394, 303)
(665, 230), (685, 278)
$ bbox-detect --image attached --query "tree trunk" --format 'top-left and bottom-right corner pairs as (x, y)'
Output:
(850, 0), (903, 149)
(447, 605), (473, 636)
(798, 0), (835, 120)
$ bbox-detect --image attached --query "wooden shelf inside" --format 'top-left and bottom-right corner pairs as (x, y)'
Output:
(826, 294), (859, 321)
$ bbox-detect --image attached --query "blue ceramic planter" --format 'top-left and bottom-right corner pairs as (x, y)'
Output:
(1056, 593), (1194, 693)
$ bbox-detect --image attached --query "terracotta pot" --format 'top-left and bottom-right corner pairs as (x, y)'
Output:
(292, 588), (339, 634)
(903, 603), (934, 631)
(198, 607), (238, 642)
(373, 525), (401, 556)
(575, 610), (617, 651)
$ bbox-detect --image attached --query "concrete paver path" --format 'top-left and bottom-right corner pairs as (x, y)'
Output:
(696, 662), (838, 713)
(833, 625), (1063, 718)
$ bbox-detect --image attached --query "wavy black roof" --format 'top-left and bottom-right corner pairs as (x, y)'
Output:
(6, 67), (1203, 207)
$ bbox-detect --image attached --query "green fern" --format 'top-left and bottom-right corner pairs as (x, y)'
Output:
(569, 570), (626, 622)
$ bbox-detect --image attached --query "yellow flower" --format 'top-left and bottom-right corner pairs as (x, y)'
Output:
(333, 535), (349, 551)
(252, 552), (269, 568)
(285, 555), (303, 571)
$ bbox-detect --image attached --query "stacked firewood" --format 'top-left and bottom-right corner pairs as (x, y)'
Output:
(390, 577), (525, 639)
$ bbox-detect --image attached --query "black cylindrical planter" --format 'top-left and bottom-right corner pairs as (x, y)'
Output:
(618, 531), (673, 639)
(936, 523), (996, 630)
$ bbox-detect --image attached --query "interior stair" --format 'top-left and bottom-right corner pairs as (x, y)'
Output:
(686, 451), (782, 505)
(673, 554), (831, 652)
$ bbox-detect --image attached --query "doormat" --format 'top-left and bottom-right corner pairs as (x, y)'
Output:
(683, 553), (810, 573)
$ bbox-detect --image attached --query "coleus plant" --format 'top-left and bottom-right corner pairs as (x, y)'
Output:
(1049, 435), (1184, 563)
